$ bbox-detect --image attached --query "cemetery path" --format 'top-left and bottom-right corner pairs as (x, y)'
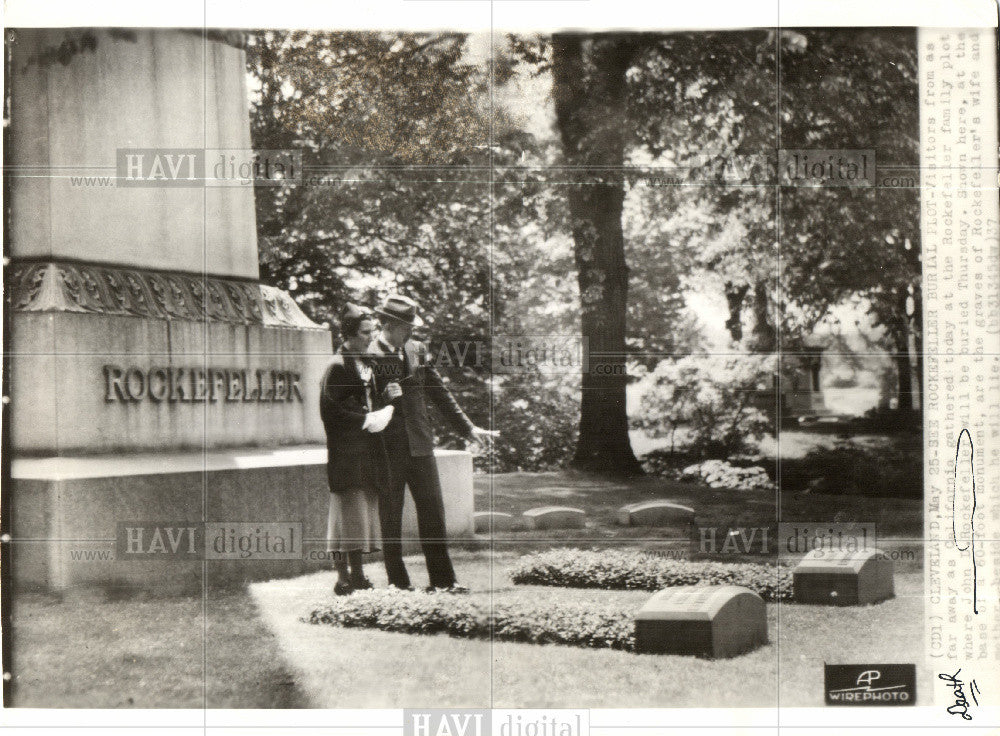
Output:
(248, 557), (494, 708)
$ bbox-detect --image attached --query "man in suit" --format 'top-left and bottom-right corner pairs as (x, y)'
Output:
(369, 294), (496, 592)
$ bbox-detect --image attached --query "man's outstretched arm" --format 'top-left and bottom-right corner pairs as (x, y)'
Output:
(421, 345), (499, 445)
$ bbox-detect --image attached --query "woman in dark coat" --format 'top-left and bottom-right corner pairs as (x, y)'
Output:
(319, 304), (393, 595)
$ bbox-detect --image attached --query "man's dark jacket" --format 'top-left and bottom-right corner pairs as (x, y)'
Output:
(368, 338), (474, 457)
(318, 353), (389, 493)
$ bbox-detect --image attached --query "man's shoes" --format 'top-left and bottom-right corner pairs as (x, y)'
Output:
(388, 583), (415, 592)
(425, 583), (471, 595)
(351, 577), (374, 591)
(333, 580), (354, 597)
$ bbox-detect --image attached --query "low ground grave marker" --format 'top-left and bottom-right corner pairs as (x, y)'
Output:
(634, 585), (768, 658)
(791, 548), (894, 605)
(616, 500), (695, 527)
(521, 506), (586, 530)
(474, 511), (514, 533)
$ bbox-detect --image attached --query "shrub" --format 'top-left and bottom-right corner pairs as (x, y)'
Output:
(488, 373), (579, 472)
(632, 355), (775, 458)
(510, 548), (792, 601)
(801, 438), (921, 498)
(679, 459), (775, 491)
(854, 407), (923, 434)
(639, 448), (699, 476)
(441, 372), (579, 473)
(307, 588), (636, 651)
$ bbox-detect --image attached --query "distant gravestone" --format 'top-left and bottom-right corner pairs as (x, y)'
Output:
(617, 500), (695, 527)
(474, 511), (514, 533)
(635, 585), (768, 658)
(521, 506), (586, 530)
(792, 549), (894, 605)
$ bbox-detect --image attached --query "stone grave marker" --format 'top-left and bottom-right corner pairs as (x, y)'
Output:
(521, 506), (586, 530)
(634, 585), (768, 658)
(474, 511), (514, 533)
(617, 500), (695, 527)
(792, 548), (894, 605)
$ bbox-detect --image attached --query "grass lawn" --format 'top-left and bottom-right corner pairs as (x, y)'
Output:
(8, 586), (307, 708)
(254, 549), (927, 708)
(8, 468), (924, 709)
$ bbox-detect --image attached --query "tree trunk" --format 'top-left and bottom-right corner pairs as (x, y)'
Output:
(894, 349), (914, 411)
(911, 282), (923, 412)
(893, 288), (914, 411)
(724, 282), (749, 342)
(749, 278), (777, 353)
(552, 34), (643, 475)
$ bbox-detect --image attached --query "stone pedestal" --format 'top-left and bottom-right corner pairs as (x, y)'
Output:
(10, 448), (474, 593)
(401, 450), (474, 543)
(7, 270), (329, 454)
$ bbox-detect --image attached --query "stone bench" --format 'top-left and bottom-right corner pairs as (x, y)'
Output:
(617, 500), (695, 527)
(792, 548), (894, 605)
(635, 585), (768, 658)
(521, 506), (586, 530)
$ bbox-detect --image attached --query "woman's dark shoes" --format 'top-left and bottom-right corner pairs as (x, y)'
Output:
(350, 576), (374, 591)
(333, 580), (354, 597)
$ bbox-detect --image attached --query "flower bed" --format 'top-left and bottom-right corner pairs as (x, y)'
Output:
(679, 460), (775, 491)
(307, 589), (636, 651)
(510, 548), (792, 601)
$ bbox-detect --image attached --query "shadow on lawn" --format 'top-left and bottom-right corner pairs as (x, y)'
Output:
(7, 588), (309, 708)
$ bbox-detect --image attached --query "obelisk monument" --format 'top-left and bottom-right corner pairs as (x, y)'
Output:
(6, 29), (333, 591)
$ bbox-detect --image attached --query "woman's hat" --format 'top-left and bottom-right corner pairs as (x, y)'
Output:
(373, 294), (424, 327)
(339, 302), (373, 337)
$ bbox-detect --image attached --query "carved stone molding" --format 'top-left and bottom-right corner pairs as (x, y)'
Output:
(6, 261), (324, 331)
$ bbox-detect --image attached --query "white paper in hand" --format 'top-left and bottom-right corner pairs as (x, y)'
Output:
(362, 405), (394, 433)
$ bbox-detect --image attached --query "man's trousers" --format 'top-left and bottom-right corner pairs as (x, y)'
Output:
(378, 442), (457, 589)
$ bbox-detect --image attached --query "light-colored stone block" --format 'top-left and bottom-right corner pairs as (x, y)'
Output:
(617, 500), (695, 527)
(521, 506), (586, 530)
(9, 313), (331, 454)
(474, 511), (514, 533)
(402, 450), (474, 542)
(635, 585), (768, 658)
(792, 548), (894, 605)
(9, 29), (258, 278)
(11, 447), (474, 592)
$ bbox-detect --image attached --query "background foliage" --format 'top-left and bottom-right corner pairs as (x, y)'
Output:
(245, 29), (921, 473)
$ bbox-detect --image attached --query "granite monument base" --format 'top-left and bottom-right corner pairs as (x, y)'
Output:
(10, 447), (474, 594)
(7, 268), (333, 455)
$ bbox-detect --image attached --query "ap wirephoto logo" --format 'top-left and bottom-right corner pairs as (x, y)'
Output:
(824, 664), (916, 705)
